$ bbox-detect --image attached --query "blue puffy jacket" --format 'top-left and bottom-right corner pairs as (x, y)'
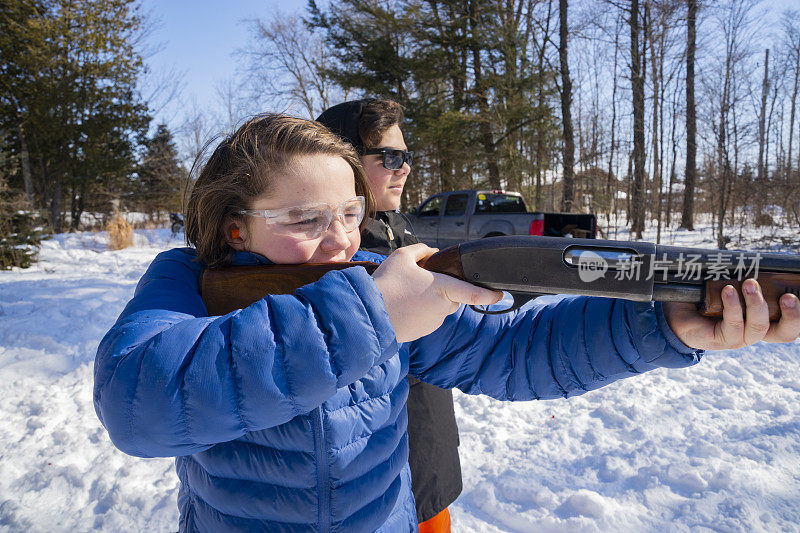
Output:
(93, 248), (701, 532)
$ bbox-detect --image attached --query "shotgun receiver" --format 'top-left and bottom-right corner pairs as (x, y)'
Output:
(201, 236), (800, 319)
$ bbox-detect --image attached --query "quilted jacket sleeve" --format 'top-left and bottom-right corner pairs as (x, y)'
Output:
(93, 249), (397, 458)
(407, 295), (703, 400)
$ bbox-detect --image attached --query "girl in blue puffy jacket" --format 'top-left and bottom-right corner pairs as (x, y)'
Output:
(93, 113), (800, 533)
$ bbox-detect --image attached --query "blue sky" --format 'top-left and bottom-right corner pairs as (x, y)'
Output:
(140, 0), (309, 133)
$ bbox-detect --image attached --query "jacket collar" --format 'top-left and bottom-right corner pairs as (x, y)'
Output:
(230, 250), (274, 267)
(229, 250), (377, 267)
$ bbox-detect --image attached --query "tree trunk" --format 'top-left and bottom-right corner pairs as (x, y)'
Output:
(49, 179), (63, 234)
(716, 41), (733, 250)
(630, 0), (646, 238)
(16, 123), (35, 206)
(717, 112), (730, 249)
(558, 0), (575, 212)
(681, 0), (697, 231)
(756, 48), (770, 213)
(606, 32), (619, 228)
(76, 183), (85, 231)
(731, 71), (740, 229)
(648, 1), (663, 243)
(534, 0), (553, 211)
(667, 91), (678, 228)
(626, 150), (633, 224)
(70, 187), (79, 232)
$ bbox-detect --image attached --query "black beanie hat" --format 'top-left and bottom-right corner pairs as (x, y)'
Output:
(315, 99), (375, 154)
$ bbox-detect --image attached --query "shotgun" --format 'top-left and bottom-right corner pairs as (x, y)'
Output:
(201, 236), (800, 319)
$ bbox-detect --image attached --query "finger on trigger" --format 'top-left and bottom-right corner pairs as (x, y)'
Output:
(441, 275), (502, 307)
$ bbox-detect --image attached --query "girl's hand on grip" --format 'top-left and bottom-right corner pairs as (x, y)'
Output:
(372, 244), (503, 343)
(663, 279), (800, 350)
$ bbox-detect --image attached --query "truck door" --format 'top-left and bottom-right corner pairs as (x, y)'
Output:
(438, 193), (469, 247)
(413, 195), (444, 246)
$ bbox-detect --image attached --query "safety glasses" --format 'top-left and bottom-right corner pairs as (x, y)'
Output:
(238, 196), (365, 240)
(363, 148), (413, 170)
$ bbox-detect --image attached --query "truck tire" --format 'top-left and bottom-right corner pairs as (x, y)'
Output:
(482, 232), (506, 238)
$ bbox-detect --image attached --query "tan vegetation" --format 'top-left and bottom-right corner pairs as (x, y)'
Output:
(106, 214), (134, 250)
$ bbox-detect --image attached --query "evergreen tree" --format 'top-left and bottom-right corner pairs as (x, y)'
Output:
(307, 0), (560, 204)
(135, 124), (186, 216)
(0, 0), (150, 232)
(0, 146), (41, 268)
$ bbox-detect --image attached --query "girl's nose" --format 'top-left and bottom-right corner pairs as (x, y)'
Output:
(320, 217), (351, 249)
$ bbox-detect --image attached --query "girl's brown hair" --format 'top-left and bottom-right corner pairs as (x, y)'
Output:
(185, 113), (375, 267)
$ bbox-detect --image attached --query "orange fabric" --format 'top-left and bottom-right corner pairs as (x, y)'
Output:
(418, 507), (451, 533)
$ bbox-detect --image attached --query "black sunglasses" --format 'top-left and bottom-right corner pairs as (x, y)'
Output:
(363, 148), (413, 170)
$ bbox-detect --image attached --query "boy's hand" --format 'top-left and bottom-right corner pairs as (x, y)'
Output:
(663, 279), (800, 350)
(373, 243), (503, 343)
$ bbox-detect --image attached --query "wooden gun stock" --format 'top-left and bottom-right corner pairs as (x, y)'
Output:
(202, 262), (376, 316)
(201, 247), (465, 316)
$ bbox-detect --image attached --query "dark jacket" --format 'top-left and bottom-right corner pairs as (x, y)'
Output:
(361, 211), (463, 522)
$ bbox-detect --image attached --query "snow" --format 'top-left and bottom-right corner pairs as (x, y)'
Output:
(1, 221), (800, 532)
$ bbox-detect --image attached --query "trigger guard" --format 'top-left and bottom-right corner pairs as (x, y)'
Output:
(469, 292), (542, 315)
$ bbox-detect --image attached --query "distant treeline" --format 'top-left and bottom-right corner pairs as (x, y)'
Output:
(242, 0), (800, 247)
(2, 0), (800, 254)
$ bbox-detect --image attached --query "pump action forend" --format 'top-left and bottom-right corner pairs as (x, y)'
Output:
(201, 236), (800, 319)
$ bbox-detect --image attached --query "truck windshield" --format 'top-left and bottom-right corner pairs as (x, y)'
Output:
(474, 193), (527, 213)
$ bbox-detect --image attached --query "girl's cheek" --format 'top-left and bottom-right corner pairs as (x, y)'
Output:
(253, 233), (312, 264)
(280, 239), (317, 263)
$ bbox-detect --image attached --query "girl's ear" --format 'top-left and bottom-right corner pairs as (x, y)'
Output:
(224, 218), (247, 251)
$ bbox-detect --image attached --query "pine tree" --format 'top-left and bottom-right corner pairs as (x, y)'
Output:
(307, 0), (560, 203)
(0, 167), (41, 269)
(0, 0), (150, 233)
(135, 124), (186, 216)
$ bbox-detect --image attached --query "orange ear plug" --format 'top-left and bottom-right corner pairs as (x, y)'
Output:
(231, 228), (240, 240)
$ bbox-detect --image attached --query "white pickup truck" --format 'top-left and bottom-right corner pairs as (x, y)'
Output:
(406, 189), (597, 248)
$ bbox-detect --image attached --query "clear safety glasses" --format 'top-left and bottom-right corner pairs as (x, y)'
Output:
(238, 196), (366, 240)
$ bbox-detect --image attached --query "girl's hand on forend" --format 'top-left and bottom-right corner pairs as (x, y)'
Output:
(372, 243), (503, 343)
(663, 278), (800, 350)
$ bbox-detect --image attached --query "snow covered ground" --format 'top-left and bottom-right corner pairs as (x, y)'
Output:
(1, 220), (800, 532)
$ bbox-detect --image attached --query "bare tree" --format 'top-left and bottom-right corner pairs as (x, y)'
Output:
(648, 0), (682, 243)
(666, 75), (682, 228)
(533, 0), (555, 211)
(756, 48), (769, 199)
(681, 0), (698, 230)
(629, 0), (646, 238)
(700, 0), (764, 247)
(606, 12), (622, 228)
(559, 0), (575, 211)
(215, 78), (251, 132)
(179, 99), (216, 171)
(140, 65), (185, 126)
(782, 11), (800, 175)
(243, 13), (346, 118)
